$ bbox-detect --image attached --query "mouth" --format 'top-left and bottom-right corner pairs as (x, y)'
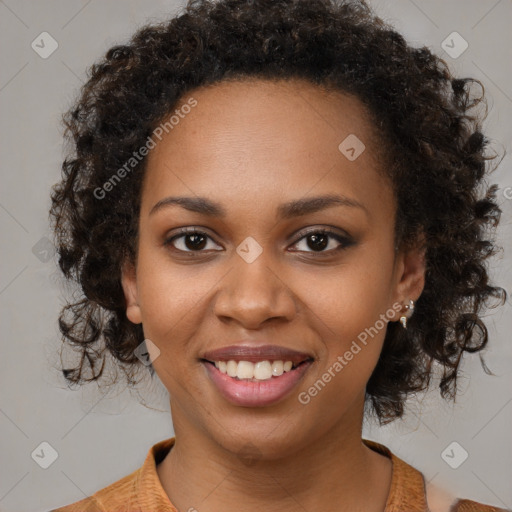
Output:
(200, 358), (313, 382)
(200, 351), (314, 407)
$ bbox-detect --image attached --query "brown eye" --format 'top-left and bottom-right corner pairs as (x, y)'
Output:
(164, 228), (222, 253)
(290, 229), (354, 254)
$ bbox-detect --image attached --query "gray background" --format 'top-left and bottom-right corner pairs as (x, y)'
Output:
(0, 1), (511, 511)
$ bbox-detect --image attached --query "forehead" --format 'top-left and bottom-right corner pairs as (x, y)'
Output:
(141, 78), (393, 219)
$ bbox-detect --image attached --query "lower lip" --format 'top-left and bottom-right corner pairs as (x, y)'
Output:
(203, 360), (312, 407)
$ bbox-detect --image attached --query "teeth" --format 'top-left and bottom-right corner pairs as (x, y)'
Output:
(254, 361), (272, 380)
(272, 360), (284, 376)
(236, 361), (254, 379)
(214, 360), (297, 380)
(226, 360), (238, 378)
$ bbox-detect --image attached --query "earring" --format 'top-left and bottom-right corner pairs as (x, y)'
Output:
(399, 299), (415, 329)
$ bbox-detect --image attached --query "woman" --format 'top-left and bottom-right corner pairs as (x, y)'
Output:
(49, 0), (508, 510)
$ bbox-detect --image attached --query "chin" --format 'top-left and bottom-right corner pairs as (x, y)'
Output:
(210, 419), (308, 461)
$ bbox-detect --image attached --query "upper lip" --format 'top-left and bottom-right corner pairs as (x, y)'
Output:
(201, 344), (314, 364)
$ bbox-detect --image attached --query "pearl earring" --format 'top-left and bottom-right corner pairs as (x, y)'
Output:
(399, 299), (415, 329)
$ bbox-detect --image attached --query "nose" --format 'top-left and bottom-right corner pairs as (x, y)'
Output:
(213, 250), (296, 329)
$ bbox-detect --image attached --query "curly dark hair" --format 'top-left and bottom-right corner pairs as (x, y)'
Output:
(49, 0), (506, 424)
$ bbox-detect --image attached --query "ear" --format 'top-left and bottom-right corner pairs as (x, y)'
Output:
(120, 260), (142, 325)
(391, 234), (426, 319)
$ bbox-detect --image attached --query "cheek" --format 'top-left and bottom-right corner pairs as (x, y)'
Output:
(302, 251), (394, 331)
(134, 255), (207, 357)
(303, 282), (389, 413)
(299, 248), (394, 379)
(136, 241), (209, 317)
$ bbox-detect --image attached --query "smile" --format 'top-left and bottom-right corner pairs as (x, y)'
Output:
(202, 358), (313, 407)
(213, 359), (297, 380)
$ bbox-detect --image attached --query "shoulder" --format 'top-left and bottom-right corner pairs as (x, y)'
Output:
(424, 467), (510, 512)
(448, 498), (511, 512)
(425, 475), (510, 512)
(362, 438), (510, 512)
(50, 437), (176, 512)
(49, 468), (140, 511)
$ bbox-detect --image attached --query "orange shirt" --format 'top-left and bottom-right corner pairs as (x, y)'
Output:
(51, 437), (509, 512)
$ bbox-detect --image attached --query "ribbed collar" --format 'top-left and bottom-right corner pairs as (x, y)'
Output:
(135, 437), (428, 511)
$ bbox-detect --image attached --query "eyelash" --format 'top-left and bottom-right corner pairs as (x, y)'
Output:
(164, 227), (354, 256)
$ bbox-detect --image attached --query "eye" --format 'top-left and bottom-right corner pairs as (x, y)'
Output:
(164, 227), (354, 255)
(164, 228), (222, 253)
(289, 228), (353, 254)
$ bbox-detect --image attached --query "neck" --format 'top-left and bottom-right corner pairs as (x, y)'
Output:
(157, 399), (392, 512)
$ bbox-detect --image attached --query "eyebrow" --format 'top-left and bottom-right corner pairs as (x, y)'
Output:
(149, 194), (368, 219)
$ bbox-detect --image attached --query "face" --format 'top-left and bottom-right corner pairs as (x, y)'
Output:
(122, 78), (425, 459)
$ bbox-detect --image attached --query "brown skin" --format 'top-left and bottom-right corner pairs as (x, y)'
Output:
(121, 78), (426, 512)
